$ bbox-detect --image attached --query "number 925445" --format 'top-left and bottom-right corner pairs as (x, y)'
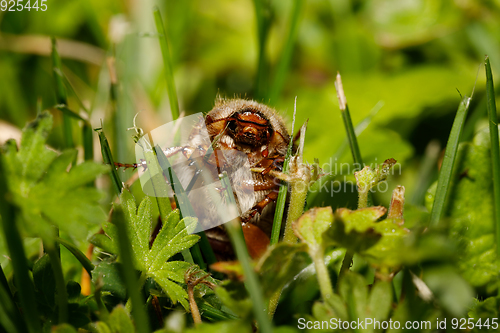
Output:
(1, 0), (47, 11)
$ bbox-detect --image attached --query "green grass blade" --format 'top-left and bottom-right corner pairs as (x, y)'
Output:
(0, 266), (25, 333)
(253, 0), (271, 100)
(82, 123), (94, 161)
(335, 73), (363, 169)
(54, 67), (91, 115)
(113, 207), (151, 333)
(270, 98), (297, 245)
(55, 237), (94, 276)
(0, 161), (41, 333)
(219, 173), (273, 333)
(51, 38), (73, 149)
(268, 0), (303, 103)
(409, 140), (441, 205)
(95, 127), (122, 196)
(44, 241), (68, 324)
(430, 95), (471, 226)
(485, 56), (500, 256)
(198, 302), (239, 321)
(153, 7), (180, 121)
(334, 72), (372, 277)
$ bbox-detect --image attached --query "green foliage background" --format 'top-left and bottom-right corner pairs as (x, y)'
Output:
(1, 0), (500, 332)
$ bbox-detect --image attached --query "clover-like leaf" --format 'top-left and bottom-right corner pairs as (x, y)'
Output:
(323, 207), (408, 269)
(1, 111), (108, 241)
(92, 190), (200, 309)
(293, 207), (333, 253)
(256, 242), (309, 297)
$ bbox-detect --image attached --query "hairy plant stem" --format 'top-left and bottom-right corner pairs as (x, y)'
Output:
(313, 247), (334, 302)
(338, 187), (369, 284)
(283, 178), (308, 244)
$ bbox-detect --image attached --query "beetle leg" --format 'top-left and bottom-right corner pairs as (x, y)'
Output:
(259, 156), (285, 175)
(242, 183), (281, 221)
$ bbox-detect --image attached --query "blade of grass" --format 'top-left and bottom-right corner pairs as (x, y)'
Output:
(268, 0), (303, 103)
(219, 172), (273, 333)
(253, 0), (271, 100)
(55, 237), (94, 276)
(306, 101), (382, 208)
(485, 56), (500, 256)
(95, 127), (122, 196)
(409, 140), (441, 205)
(0, 161), (41, 333)
(335, 73), (363, 170)
(51, 38), (74, 149)
(270, 97), (297, 245)
(334, 73), (372, 203)
(0, 266), (25, 333)
(334, 72), (372, 276)
(113, 207), (151, 333)
(430, 95), (471, 226)
(44, 241), (68, 324)
(153, 7), (180, 121)
(83, 123), (94, 161)
(198, 302), (239, 321)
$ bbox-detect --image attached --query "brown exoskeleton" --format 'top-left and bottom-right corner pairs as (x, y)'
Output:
(202, 98), (290, 258)
(116, 98), (291, 259)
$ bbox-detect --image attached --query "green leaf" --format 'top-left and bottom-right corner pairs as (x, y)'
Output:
(1, 112), (108, 241)
(293, 207), (333, 252)
(89, 322), (112, 333)
(91, 261), (127, 301)
(469, 296), (499, 322)
(51, 323), (78, 333)
(324, 208), (383, 253)
(92, 191), (201, 309)
(33, 254), (55, 311)
(88, 222), (119, 256)
(256, 242), (309, 297)
(367, 280), (393, 325)
(423, 265), (474, 317)
(184, 320), (253, 333)
(214, 281), (253, 319)
(312, 272), (393, 333)
(108, 305), (135, 333)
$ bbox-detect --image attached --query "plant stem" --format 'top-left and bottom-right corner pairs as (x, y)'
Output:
(253, 0), (270, 100)
(485, 56), (500, 257)
(0, 159), (41, 333)
(283, 176), (308, 244)
(220, 173), (273, 333)
(96, 128), (122, 196)
(271, 97), (297, 245)
(313, 248), (334, 301)
(51, 38), (74, 149)
(153, 7), (180, 121)
(268, 0), (304, 103)
(430, 96), (471, 226)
